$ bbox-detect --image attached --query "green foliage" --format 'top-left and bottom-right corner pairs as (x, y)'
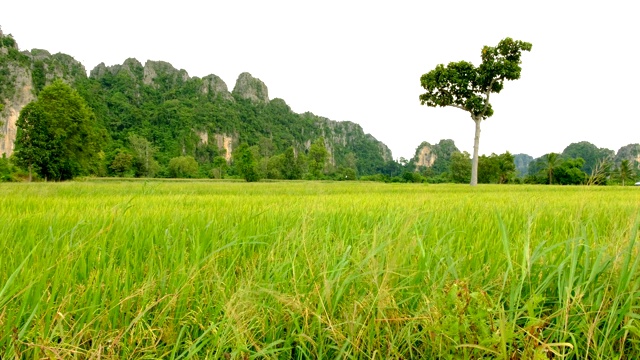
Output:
(260, 154), (283, 179)
(69, 60), (392, 178)
(525, 153), (589, 185)
(128, 134), (160, 177)
(0, 155), (19, 181)
(562, 141), (614, 175)
(109, 150), (134, 177)
(281, 146), (302, 180)
(308, 137), (328, 179)
(340, 167), (357, 180)
(555, 158), (587, 185)
(616, 159), (635, 186)
(545, 152), (561, 185)
(168, 156), (199, 178)
(380, 160), (402, 178)
(211, 156), (228, 179)
(449, 151), (472, 183)
(419, 38), (531, 118)
(31, 60), (46, 95)
(401, 171), (423, 183)
(0, 33), (17, 48)
(14, 80), (104, 180)
(234, 143), (261, 182)
(478, 152), (516, 184)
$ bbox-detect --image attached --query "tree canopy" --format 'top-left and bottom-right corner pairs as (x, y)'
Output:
(419, 37), (531, 186)
(14, 80), (104, 181)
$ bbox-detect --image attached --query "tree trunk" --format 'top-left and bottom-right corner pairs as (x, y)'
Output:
(28, 164), (32, 182)
(471, 116), (481, 186)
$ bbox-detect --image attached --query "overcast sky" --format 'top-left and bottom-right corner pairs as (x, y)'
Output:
(2, 1), (638, 160)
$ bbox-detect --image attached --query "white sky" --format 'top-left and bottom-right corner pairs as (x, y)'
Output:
(2, 1), (638, 160)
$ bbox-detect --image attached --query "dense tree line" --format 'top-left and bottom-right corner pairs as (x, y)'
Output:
(3, 80), (637, 186)
(524, 152), (638, 186)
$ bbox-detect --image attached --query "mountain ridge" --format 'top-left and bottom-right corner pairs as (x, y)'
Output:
(0, 28), (393, 177)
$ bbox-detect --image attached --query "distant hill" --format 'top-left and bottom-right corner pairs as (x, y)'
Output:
(513, 154), (533, 178)
(561, 141), (614, 174)
(615, 143), (640, 169)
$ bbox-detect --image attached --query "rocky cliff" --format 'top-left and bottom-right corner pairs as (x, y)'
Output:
(307, 112), (392, 167)
(411, 139), (459, 174)
(615, 144), (640, 168)
(201, 74), (233, 101)
(232, 72), (269, 103)
(513, 153), (533, 177)
(0, 30), (86, 156)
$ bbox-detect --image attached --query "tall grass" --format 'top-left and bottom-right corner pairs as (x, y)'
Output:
(0, 182), (639, 358)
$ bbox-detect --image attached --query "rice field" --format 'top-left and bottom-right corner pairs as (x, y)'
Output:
(1, 181), (639, 359)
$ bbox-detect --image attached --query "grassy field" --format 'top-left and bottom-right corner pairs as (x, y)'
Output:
(1, 181), (639, 359)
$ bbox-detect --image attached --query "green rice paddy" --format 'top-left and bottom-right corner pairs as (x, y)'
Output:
(1, 181), (639, 358)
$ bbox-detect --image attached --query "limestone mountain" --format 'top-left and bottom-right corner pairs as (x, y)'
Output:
(233, 72), (269, 103)
(614, 144), (640, 169)
(83, 59), (392, 175)
(0, 30), (87, 156)
(0, 28), (392, 177)
(513, 153), (533, 177)
(411, 139), (459, 175)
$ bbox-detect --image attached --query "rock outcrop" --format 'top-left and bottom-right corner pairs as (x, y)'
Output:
(142, 60), (189, 86)
(90, 58), (143, 79)
(615, 143), (640, 168)
(0, 32), (86, 156)
(411, 139), (459, 174)
(0, 65), (34, 157)
(415, 144), (437, 168)
(195, 130), (237, 162)
(213, 133), (236, 162)
(302, 112), (392, 168)
(232, 72), (269, 103)
(201, 74), (232, 100)
(514, 153), (533, 177)
(90, 59), (234, 100)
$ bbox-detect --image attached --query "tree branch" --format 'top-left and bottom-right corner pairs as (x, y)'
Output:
(448, 104), (467, 111)
(479, 78), (496, 119)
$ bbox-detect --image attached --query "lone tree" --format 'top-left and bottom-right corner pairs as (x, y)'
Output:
(419, 37), (531, 186)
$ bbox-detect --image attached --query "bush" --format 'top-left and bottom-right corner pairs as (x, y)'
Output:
(110, 151), (135, 177)
(168, 156), (199, 178)
(0, 155), (20, 182)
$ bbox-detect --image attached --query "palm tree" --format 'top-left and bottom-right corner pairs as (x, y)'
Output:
(545, 153), (560, 185)
(619, 159), (631, 186)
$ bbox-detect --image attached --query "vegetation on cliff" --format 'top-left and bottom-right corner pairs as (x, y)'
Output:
(1, 29), (393, 181)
